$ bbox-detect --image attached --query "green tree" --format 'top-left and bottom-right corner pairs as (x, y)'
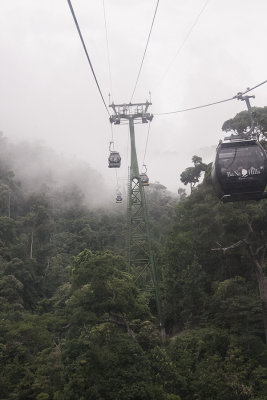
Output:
(168, 328), (267, 400)
(222, 106), (267, 143)
(180, 156), (207, 193)
(59, 249), (183, 400)
(219, 107), (267, 340)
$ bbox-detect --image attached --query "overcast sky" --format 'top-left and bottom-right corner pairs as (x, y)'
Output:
(0, 0), (266, 193)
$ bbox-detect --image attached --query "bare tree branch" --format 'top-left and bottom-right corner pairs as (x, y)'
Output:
(211, 239), (244, 254)
(256, 243), (267, 256)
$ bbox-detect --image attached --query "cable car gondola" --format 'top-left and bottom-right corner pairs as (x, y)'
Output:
(140, 165), (149, 186)
(116, 192), (122, 203)
(140, 173), (149, 186)
(108, 151), (121, 168)
(108, 141), (121, 168)
(211, 138), (267, 202)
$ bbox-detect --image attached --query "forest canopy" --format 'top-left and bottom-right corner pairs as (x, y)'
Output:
(1, 108), (267, 400)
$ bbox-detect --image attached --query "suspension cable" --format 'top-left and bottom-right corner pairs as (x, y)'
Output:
(115, 168), (119, 192)
(155, 0), (209, 89)
(102, 0), (113, 98)
(130, 0), (160, 102)
(142, 121), (151, 166)
(240, 80), (267, 95)
(103, 1), (116, 149)
(126, 125), (130, 177)
(110, 124), (114, 142)
(67, 0), (110, 116)
(155, 96), (234, 115)
(154, 79), (267, 116)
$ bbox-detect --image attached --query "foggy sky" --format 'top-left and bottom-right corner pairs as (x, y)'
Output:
(0, 0), (266, 193)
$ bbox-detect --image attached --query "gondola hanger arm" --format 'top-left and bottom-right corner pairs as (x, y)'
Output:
(236, 93), (256, 138)
(109, 141), (114, 152)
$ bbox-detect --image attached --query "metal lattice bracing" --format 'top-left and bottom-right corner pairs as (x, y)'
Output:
(109, 101), (163, 332)
(128, 177), (150, 276)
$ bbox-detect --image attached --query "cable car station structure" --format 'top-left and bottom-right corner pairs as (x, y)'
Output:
(109, 101), (163, 331)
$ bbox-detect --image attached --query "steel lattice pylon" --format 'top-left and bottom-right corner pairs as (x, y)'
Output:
(127, 119), (152, 278)
(109, 102), (164, 331)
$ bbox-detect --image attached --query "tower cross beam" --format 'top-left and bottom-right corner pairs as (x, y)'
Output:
(109, 101), (153, 124)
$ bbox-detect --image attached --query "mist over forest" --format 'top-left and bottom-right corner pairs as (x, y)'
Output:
(0, 132), (113, 208)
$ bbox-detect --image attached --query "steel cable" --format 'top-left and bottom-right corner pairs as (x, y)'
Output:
(142, 121), (151, 166)
(155, 0), (210, 89)
(130, 0), (160, 102)
(103, 0), (113, 98)
(154, 79), (267, 116)
(67, 0), (110, 116)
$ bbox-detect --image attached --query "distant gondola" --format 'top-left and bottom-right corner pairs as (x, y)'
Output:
(140, 165), (149, 186)
(211, 138), (267, 202)
(116, 193), (122, 203)
(140, 173), (149, 186)
(108, 151), (121, 168)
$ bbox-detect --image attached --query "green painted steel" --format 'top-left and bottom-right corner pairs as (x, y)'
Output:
(109, 102), (163, 331)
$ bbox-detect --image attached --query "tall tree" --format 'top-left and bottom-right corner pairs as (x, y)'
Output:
(180, 156), (207, 193)
(222, 106), (267, 143)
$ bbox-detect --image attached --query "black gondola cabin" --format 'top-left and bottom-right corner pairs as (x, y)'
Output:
(211, 139), (267, 202)
(140, 173), (149, 186)
(108, 151), (121, 168)
(116, 193), (122, 203)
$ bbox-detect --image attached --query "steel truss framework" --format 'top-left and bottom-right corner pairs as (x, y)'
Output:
(109, 101), (163, 330)
(128, 176), (152, 280)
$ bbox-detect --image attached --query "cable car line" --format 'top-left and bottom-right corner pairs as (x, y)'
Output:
(155, 96), (235, 115)
(130, 0), (160, 103)
(126, 125), (130, 172)
(67, 0), (110, 116)
(110, 123), (114, 142)
(154, 79), (267, 116)
(67, 0), (267, 124)
(239, 79), (267, 95)
(113, 158), (123, 203)
(102, 2), (120, 198)
(66, 0), (267, 207)
(155, 0), (210, 89)
(139, 122), (151, 188)
(103, 0), (113, 97)
(67, 0), (121, 196)
(115, 168), (122, 203)
(142, 121), (151, 166)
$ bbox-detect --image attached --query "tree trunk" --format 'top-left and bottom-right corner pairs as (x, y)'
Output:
(8, 191), (11, 218)
(30, 229), (33, 259)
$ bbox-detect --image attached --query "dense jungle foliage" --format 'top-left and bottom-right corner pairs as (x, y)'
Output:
(0, 106), (267, 400)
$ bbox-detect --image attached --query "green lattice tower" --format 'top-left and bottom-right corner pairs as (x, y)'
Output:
(109, 102), (163, 331)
